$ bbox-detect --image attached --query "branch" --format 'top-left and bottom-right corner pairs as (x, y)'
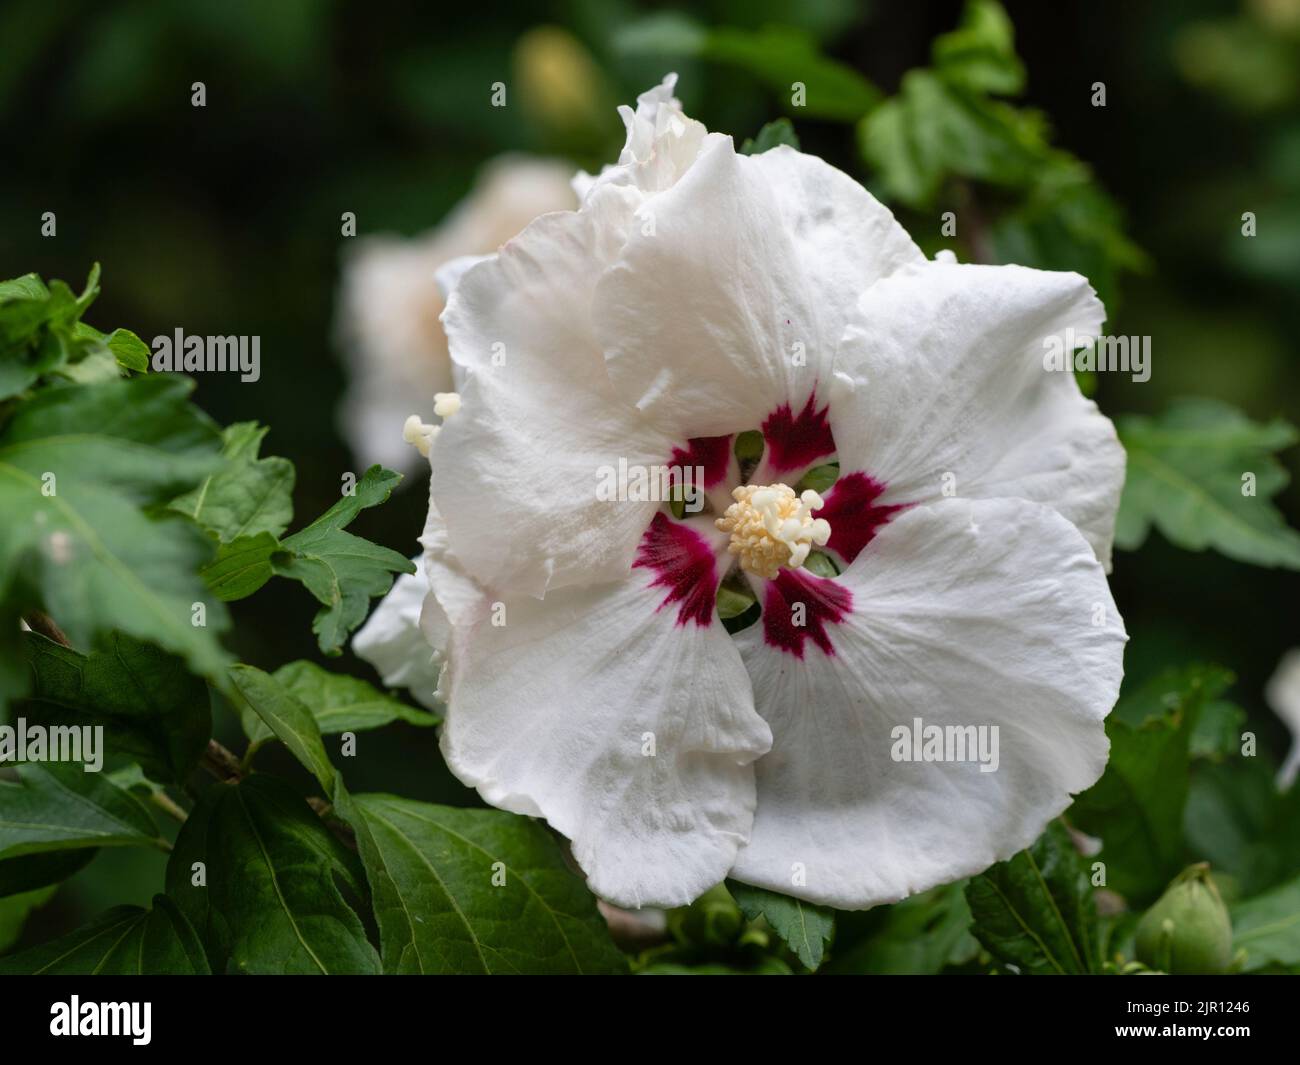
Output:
(22, 611), (71, 647)
(201, 738), (243, 782)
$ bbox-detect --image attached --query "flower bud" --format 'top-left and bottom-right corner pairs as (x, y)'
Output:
(670, 884), (743, 947)
(1135, 863), (1234, 974)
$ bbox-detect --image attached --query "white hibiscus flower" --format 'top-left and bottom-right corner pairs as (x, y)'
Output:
(355, 75), (1129, 911)
(335, 154), (576, 474)
(1265, 648), (1300, 789)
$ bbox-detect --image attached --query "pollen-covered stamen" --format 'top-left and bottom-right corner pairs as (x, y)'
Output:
(403, 414), (440, 457)
(715, 483), (831, 580)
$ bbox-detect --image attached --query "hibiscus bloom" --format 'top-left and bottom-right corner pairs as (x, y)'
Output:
(356, 76), (1128, 910)
(335, 154), (576, 473)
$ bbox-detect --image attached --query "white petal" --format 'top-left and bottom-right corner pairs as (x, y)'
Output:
(335, 155), (575, 475)
(352, 558), (443, 711)
(831, 260), (1125, 569)
(744, 146), (923, 343)
(577, 74), (713, 204)
(434, 254), (491, 302)
(418, 458), (491, 632)
(730, 497), (1126, 909)
(1266, 648), (1300, 789)
(594, 140), (918, 439)
(436, 188), (675, 597)
(440, 567), (772, 909)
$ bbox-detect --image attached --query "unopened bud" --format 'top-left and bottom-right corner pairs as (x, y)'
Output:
(1135, 863), (1233, 974)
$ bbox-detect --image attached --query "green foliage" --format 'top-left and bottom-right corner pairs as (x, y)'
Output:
(167, 775), (379, 975)
(0, 374), (231, 710)
(0, 266), (102, 399)
(857, 0), (1143, 309)
(252, 660), (438, 743)
(200, 531), (280, 601)
(170, 421), (295, 543)
(21, 631), (211, 785)
(1072, 665), (1231, 904)
(740, 117), (799, 155)
(339, 787), (626, 974)
(966, 821), (1100, 974)
(1186, 759), (1300, 899)
(0, 894), (209, 975)
(826, 884), (976, 975)
(0, 849), (96, 897)
(272, 466), (415, 654)
(930, 0), (1024, 95)
(727, 880), (834, 970)
(617, 17), (879, 120)
(1231, 875), (1300, 972)
(1116, 398), (1300, 569)
(230, 663), (338, 788)
(0, 761), (165, 861)
(0, 884), (55, 953)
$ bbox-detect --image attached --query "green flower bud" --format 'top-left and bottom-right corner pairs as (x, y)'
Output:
(671, 884), (744, 947)
(1135, 864), (1234, 974)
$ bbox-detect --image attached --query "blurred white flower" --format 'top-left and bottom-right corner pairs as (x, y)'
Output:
(1266, 648), (1300, 788)
(335, 155), (576, 473)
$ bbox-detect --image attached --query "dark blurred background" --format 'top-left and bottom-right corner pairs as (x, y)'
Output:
(2, 0), (1297, 923)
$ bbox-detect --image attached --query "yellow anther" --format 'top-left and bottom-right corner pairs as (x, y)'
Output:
(715, 483), (831, 579)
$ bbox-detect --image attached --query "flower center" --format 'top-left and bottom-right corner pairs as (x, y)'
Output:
(715, 483), (831, 580)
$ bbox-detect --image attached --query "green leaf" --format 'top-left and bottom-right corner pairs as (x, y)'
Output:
(1231, 875), (1300, 972)
(1186, 760), (1300, 898)
(798, 462), (839, 494)
(727, 880), (834, 970)
(335, 786), (625, 974)
(104, 328), (150, 372)
(716, 584), (756, 620)
(0, 267), (112, 400)
(803, 550), (840, 578)
(825, 883), (976, 974)
(273, 465), (414, 654)
(741, 118), (799, 155)
(617, 18), (880, 121)
(170, 421), (294, 542)
(229, 663), (335, 790)
(966, 821), (1099, 974)
(0, 762), (164, 860)
(639, 958), (794, 975)
(259, 660), (437, 743)
(1115, 399), (1300, 568)
(166, 775), (378, 974)
(21, 631), (211, 784)
(1189, 698), (1248, 762)
(199, 532), (279, 601)
(931, 0), (1025, 95)
(989, 154), (1146, 313)
(0, 375), (231, 712)
(0, 883), (55, 953)
(1072, 665), (1230, 904)
(0, 849), (96, 897)
(0, 894), (209, 974)
(859, 69), (1044, 207)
